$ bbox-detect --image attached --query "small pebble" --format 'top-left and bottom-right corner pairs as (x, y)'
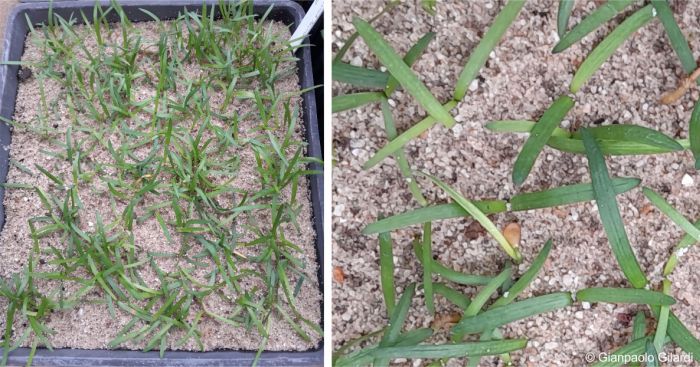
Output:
(682, 173), (693, 187)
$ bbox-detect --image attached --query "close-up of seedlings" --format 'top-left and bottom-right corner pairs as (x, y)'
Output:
(0, 1), (321, 366)
(333, 0), (700, 365)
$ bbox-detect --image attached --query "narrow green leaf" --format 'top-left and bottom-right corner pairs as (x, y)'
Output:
(381, 99), (426, 205)
(653, 280), (671, 353)
(452, 292), (572, 335)
(394, 328), (433, 347)
(571, 125), (683, 151)
(337, 339), (528, 366)
(420, 172), (522, 262)
(422, 222), (435, 315)
(353, 17), (456, 127)
(689, 99), (700, 168)
(663, 218), (700, 276)
(421, 0), (437, 15)
(378, 227), (396, 316)
(553, 0), (633, 53)
(576, 287), (675, 305)
(485, 120), (571, 138)
(651, 0), (697, 76)
(464, 265), (512, 317)
(332, 62), (389, 88)
(512, 95), (575, 185)
(414, 242), (493, 285)
(364, 101), (457, 169)
(590, 336), (661, 367)
(434, 283), (471, 309)
(645, 338), (660, 367)
(382, 283), (415, 346)
(510, 177), (640, 211)
(332, 92), (384, 113)
(582, 128), (648, 288)
(454, 0), (526, 101)
(557, 0), (575, 37)
(632, 311), (646, 340)
(362, 200), (506, 234)
(491, 239), (552, 308)
(487, 119), (688, 155)
(570, 4), (654, 92)
(642, 187), (700, 242)
(666, 311), (700, 362)
(375, 283), (416, 366)
(548, 135), (685, 155)
(385, 32), (436, 96)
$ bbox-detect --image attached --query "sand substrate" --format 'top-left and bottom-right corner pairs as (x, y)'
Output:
(0, 19), (321, 351)
(333, 0), (700, 365)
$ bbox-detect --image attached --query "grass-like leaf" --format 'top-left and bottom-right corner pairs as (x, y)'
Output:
(434, 283), (471, 309)
(414, 242), (493, 285)
(510, 177), (640, 211)
(385, 32), (436, 96)
(364, 101), (457, 169)
(666, 312), (700, 362)
(653, 280), (671, 353)
(363, 178), (639, 234)
(651, 0), (697, 76)
(464, 265), (512, 318)
(663, 218), (700, 276)
(590, 336), (658, 367)
(378, 225), (396, 316)
(571, 125), (683, 151)
(332, 62), (389, 88)
(353, 17), (456, 128)
(332, 92), (384, 113)
(375, 283), (416, 366)
(576, 287), (675, 305)
(570, 4), (654, 92)
(582, 129), (648, 288)
(547, 135), (686, 155)
(336, 339), (528, 366)
(690, 99), (700, 168)
(487, 120), (689, 155)
(642, 187), (700, 242)
(632, 311), (646, 340)
(422, 222), (435, 315)
(452, 292), (572, 335)
(380, 99), (427, 205)
(453, 0), (526, 101)
(486, 120), (571, 138)
(553, 0), (633, 53)
(512, 95), (575, 185)
(491, 239), (552, 308)
(420, 172), (522, 262)
(453, 265), (512, 342)
(362, 200), (506, 234)
(557, 0), (575, 37)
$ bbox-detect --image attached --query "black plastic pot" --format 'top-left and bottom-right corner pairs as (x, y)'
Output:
(0, 1), (323, 365)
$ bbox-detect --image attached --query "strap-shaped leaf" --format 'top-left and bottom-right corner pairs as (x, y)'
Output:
(553, 0), (633, 53)
(353, 17), (456, 128)
(512, 95), (574, 185)
(582, 128), (648, 288)
(570, 4), (654, 93)
(454, 0), (526, 100)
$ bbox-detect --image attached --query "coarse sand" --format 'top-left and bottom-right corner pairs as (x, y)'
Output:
(333, 0), (700, 365)
(0, 18), (320, 351)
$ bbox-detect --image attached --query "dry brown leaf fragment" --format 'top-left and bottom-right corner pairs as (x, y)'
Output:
(431, 312), (462, 330)
(660, 66), (700, 105)
(502, 222), (521, 248)
(333, 266), (346, 284)
(640, 204), (654, 216)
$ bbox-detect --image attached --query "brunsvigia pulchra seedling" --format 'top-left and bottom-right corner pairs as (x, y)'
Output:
(0, 1), (321, 365)
(333, 0), (700, 365)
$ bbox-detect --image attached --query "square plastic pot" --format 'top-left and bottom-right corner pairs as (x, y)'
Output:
(0, 1), (323, 365)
